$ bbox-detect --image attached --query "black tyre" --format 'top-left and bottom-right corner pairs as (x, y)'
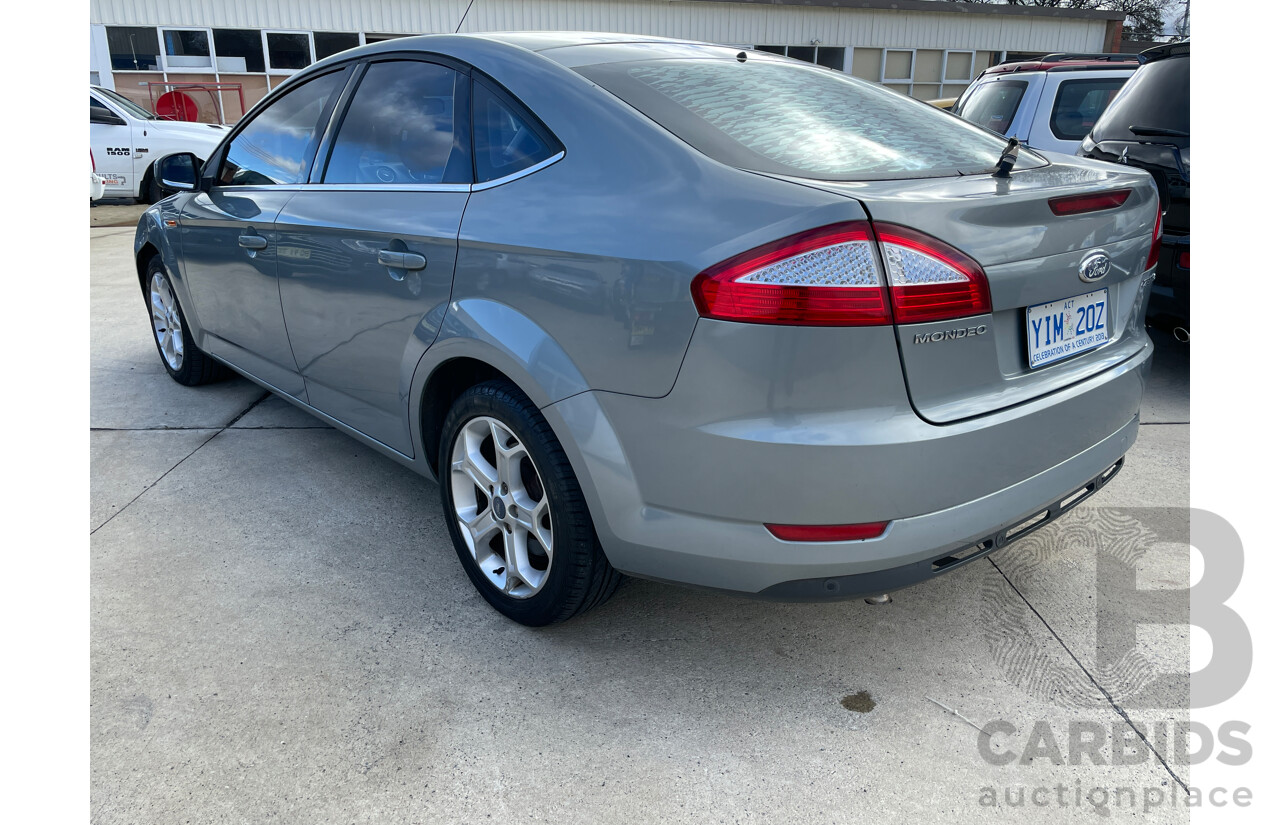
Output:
(144, 257), (228, 386)
(439, 380), (622, 626)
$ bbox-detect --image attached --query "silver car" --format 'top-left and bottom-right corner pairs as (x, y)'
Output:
(136, 33), (1159, 625)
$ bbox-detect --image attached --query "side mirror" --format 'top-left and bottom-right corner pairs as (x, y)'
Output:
(90, 109), (127, 126)
(153, 153), (200, 196)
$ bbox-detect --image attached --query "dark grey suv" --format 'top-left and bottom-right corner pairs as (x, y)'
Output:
(137, 33), (1159, 625)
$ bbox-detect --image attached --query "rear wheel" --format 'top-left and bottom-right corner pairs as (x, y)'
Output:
(145, 257), (228, 386)
(439, 380), (622, 626)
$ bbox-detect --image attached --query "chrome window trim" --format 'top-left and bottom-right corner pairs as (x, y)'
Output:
(209, 151), (565, 194)
(471, 151), (566, 191)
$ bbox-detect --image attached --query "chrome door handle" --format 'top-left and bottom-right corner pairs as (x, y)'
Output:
(377, 250), (427, 271)
(238, 234), (268, 250)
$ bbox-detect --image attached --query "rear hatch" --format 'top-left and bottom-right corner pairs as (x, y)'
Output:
(796, 159), (1158, 422)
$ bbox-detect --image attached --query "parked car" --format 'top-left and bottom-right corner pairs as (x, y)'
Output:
(1078, 41), (1189, 329)
(137, 33), (1158, 625)
(927, 96), (957, 111)
(90, 85), (229, 202)
(953, 53), (1139, 155)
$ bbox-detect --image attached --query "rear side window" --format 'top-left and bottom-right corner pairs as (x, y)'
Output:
(217, 71), (343, 186)
(323, 60), (470, 185)
(472, 80), (559, 183)
(578, 59), (1008, 181)
(1049, 78), (1127, 141)
(957, 80), (1027, 135)
(1089, 56), (1189, 140)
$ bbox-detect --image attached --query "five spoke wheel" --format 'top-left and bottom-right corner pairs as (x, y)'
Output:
(149, 271), (184, 372)
(449, 415), (554, 598)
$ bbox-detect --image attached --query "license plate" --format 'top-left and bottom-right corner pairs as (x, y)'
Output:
(1026, 288), (1109, 369)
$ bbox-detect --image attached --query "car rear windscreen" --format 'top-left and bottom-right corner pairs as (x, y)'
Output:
(1088, 56), (1189, 141)
(576, 58), (1010, 181)
(956, 79), (1028, 135)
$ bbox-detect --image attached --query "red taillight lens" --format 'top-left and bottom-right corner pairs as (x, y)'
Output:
(1177, 250), (1189, 270)
(692, 222), (991, 327)
(766, 521), (889, 542)
(1145, 204), (1163, 271)
(691, 222), (891, 326)
(1047, 189), (1131, 216)
(875, 224), (992, 324)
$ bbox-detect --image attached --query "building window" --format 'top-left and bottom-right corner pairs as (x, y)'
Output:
(314, 32), (360, 60)
(943, 50), (977, 98)
(881, 49), (915, 95)
(107, 26), (161, 71)
(753, 45), (846, 71)
(265, 31), (312, 72)
(162, 28), (213, 71)
(213, 29), (265, 73)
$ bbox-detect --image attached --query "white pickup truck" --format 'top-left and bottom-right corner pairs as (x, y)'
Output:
(90, 85), (229, 202)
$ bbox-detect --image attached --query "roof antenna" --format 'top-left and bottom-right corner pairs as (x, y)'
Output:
(455, 0), (477, 33)
(993, 137), (1020, 178)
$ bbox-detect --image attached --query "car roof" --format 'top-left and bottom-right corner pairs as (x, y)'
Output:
(980, 53), (1139, 76)
(1139, 40), (1189, 62)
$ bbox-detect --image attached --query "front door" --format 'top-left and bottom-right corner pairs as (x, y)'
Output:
(90, 94), (134, 196)
(177, 68), (349, 399)
(277, 59), (472, 456)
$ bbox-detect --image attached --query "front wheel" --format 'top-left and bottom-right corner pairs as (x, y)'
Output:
(145, 258), (228, 386)
(439, 380), (622, 626)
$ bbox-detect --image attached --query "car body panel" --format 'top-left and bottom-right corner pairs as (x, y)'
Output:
(276, 189), (467, 456)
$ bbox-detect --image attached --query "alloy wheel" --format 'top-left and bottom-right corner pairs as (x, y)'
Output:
(149, 272), (184, 371)
(449, 415), (554, 598)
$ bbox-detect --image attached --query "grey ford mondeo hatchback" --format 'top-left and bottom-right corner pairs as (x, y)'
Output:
(136, 33), (1158, 625)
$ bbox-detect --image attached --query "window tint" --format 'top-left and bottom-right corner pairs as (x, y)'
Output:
(106, 26), (161, 71)
(323, 61), (469, 185)
(472, 81), (558, 183)
(213, 29), (265, 73)
(578, 59), (1008, 181)
(957, 79), (1027, 135)
(217, 71), (343, 186)
(315, 32), (360, 60)
(1049, 78), (1127, 141)
(1089, 56), (1189, 141)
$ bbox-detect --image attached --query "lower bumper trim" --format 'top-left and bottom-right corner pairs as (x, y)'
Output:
(754, 455), (1124, 602)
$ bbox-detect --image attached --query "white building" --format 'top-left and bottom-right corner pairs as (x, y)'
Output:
(89, 0), (1126, 122)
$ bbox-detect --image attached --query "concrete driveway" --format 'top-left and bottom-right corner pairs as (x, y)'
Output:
(91, 226), (1191, 824)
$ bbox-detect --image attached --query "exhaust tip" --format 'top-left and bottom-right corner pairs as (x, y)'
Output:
(864, 593), (892, 606)
(1174, 327), (1190, 343)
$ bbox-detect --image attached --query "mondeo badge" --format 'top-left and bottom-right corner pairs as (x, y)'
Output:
(1079, 251), (1112, 283)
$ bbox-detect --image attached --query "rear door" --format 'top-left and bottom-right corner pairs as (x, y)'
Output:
(275, 57), (472, 456)
(1027, 71), (1131, 154)
(177, 67), (350, 398)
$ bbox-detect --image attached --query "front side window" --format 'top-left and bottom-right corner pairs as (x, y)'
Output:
(472, 80), (558, 183)
(323, 61), (469, 185)
(1049, 78), (1127, 141)
(578, 59), (1009, 180)
(957, 79), (1028, 135)
(94, 88), (156, 120)
(217, 71), (343, 186)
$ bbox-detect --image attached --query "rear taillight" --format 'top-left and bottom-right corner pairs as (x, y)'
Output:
(1047, 189), (1131, 216)
(691, 222), (890, 326)
(1178, 250), (1189, 270)
(691, 222), (990, 327)
(766, 521), (889, 542)
(875, 224), (992, 325)
(1146, 204), (1163, 271)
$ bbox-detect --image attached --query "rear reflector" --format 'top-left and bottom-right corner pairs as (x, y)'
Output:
(691, 222), (891, 326)
(1146, 204), (1164, 271)
(875, 224), (992, 324)
(766, 521), (889, 542)
(1047, 189), (1131, 216)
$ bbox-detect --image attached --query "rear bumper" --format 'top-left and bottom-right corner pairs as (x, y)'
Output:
(542, 325), (1152, 595)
